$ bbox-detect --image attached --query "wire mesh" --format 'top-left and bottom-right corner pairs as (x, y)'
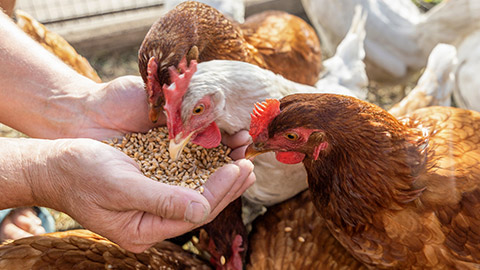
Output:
(15, 0), (163, 24)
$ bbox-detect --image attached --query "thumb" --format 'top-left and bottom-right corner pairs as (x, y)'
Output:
(128, 178), (211, 224)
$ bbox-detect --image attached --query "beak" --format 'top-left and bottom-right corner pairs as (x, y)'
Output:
(169, 131), (195, 160)
(149, 106), (160, 123)
(245, 143), (269, 160)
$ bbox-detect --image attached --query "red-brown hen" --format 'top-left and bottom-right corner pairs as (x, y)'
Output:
(246, 93), (480, 269)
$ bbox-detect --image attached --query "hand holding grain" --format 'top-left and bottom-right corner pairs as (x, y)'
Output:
(22, 137), (254, 253)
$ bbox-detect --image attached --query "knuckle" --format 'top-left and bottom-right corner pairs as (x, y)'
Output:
(155, 194), (178, 219)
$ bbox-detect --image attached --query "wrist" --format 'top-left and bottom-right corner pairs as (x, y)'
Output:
(0, 138), (52, 209)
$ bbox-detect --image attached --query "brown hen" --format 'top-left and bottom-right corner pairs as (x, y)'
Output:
(138, 1), (322, 122)
(0, 229), (211, 269)
(247, 190), (366, 270)
(14, 10), (102, 83)
(246, 94), (480, 269)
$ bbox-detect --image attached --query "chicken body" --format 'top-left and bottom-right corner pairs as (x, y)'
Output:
(138, 1), (322, 121)
(15, 10), (102, 83)
(0, 230), (211, 269)
(164, 0), (245, 23)
(247, 93), (480, 269)
(301, 0), (480, 83)
(247, 190), (367, 270)
(452, 29), (480, 112)
(388, 43), (457, 118)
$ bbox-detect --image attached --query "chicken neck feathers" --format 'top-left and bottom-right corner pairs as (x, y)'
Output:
(275, 94), (480, 268)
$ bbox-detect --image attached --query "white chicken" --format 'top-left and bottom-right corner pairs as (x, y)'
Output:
(163, 7), (368, 219)
(389, 43), (457, 117)
(301, 0), (480, 83)
(452, 30), (480, 112)
(164, 0), (245, 22)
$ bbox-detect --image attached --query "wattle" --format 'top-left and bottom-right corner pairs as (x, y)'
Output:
(275, 151), (305, 164)
(192, 122), (222, 148)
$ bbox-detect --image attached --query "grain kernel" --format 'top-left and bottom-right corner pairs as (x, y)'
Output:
(102, 127), (231, 193)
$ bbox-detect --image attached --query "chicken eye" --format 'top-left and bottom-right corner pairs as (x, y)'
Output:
(193, 104), (205, 115)
(284, 133), (299, 141)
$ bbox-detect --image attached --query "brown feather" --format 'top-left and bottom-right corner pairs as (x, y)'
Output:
(260, 94), (480, 269)
(247, 190), (367, 270)
(0, 230), (211, 269)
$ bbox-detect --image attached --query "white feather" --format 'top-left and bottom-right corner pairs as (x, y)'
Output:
(301, 0), (480, 83)
(453, 30), (480, 112)
(388, 44), (457, 118)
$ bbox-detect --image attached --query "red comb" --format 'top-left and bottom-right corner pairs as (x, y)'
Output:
(146, 57), (162, 105)
(249, 99), (281, 140)
(163, 57), (198, 137)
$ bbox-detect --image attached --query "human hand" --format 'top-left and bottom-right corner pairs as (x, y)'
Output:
(221, 130), (251, 160)
(0, 208), (45, 241)
(77, 76), (165, 140)
(27, 138), (254, 253)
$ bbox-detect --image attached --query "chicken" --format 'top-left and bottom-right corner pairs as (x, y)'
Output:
(247, 190), (367, 270)
(301, 0), (480, 83)
(193, 198), (246, 270)
(388, 43), (457, 118)
(14, 9), (102, 83)
(138, 0), (322, 122)
(452, 29), (480, 112)
(245, 94), (480, 269)
(164, 0), (245, 23)
(0, 229), (211, 269)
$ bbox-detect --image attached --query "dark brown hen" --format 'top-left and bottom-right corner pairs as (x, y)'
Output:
(246, 94), (480, 269)
(247, 190), (367, 270)
(0, 229), (211, 269)
(138, 1), (322, 122)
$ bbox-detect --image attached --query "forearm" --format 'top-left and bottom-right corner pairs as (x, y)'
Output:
(0, 137), (45, 209)
(0, 11), (96, 138)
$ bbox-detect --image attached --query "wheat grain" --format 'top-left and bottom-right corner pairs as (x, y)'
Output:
(103, 127), (232, 193)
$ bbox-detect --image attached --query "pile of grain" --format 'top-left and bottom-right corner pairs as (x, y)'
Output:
(103, 127), (232, 193)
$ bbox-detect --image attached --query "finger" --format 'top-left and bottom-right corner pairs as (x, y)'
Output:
(1, 218), (34, 240)
(114, 161), (255, 253)
(9, 208), (45, 235)
(202, 159), (254, 218)
(229, 145), (248, 160)
(126, 174), (211, 224)
(230, 168), (256, 200)
(221, 130), (251, 149)
(14, 207), (41, 225)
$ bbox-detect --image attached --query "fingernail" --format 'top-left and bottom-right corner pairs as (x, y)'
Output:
(34, 217), (42, 226)
(184, 201), (209, 224)
(34, 227), (46, 235)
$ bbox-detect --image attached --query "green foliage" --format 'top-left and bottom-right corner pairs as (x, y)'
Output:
(412, 0), (443, 12)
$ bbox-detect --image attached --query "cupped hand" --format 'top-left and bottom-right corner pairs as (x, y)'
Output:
(0, 208), (45, 241)
(29, 138), (255, 253)
(77, 76), (165, 140)
(221, 130), (251, 160)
